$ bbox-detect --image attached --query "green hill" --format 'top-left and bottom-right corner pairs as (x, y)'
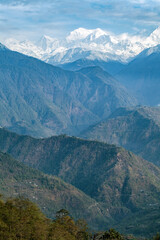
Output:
(0, 151), (109, 230)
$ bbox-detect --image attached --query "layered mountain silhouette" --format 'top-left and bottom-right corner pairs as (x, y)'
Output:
(80, 106), (160, 166)
(0, 128), (160, 235)
(0, 44), (137, 137)
(58, 58), (125, 76)
(116, 45), (160, 106)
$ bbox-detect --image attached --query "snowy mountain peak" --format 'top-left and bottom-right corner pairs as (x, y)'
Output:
(4, 26), (160, 64)
(66, 28), (93, 41)
(91, 28), (108, 38)
(66, 27), (109, 42)
(145, 26), (160, 46)
(36, 35), (59, 51)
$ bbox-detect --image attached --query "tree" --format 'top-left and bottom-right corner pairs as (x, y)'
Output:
(102, 228), (124, 240)
(153, 233), (160, 240)
(56, 209), (70, 219)
(76, 219), (91, 240)
(0, 197), (48, 240)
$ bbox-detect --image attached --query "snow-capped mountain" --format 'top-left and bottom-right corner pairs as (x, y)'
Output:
(4, 27), (160, 64)
(5, 38), (44, 59)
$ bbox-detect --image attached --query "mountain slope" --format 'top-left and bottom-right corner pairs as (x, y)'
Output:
(0, 45), (137, 137)
(80, 106), (160, 166)
(76, 66), (137, 119)
(0, 128), (160, 224)
(0, 151), (109, 230)
(116, 44), (160, 106)
(116, 208), (160, 238)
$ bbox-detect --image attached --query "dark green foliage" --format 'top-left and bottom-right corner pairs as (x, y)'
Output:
(0, 196), (48, 240)
(93, 229), (125, 240)
(0, 196), (92, 240)
(56, 209), (70, 219)
(103, 229), (124, 240)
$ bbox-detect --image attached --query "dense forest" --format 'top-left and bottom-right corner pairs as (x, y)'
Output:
(0, 195), (159, 240)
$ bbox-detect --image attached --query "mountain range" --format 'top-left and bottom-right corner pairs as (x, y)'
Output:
(0, 44), (136, 137)
(1, 25), (160, 239)
(80, 106), (160, 166)
(4, 26), (160, 64)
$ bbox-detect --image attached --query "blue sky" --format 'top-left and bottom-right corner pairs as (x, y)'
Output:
(0, 0), (160, 41)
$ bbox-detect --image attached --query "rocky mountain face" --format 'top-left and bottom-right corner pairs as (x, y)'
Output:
(0, 45), (136, 137)
(0, 128), (160, 232)
(4, 26), (160, 64)
(116, 44), (160, 106)
(0, 151), (108, 230)
(80, 106), (160, 166)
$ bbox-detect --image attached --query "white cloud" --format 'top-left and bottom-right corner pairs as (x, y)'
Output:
(0, 0), (160, 42)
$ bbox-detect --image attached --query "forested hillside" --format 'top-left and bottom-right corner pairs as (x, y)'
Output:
(0, 128), (160, 237)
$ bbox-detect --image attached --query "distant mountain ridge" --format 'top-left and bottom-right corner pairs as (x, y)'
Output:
(80, 106), (160, 166)
(4, 26), (160, 64)
(0, 45), (136, 137)
(116, 44), (160, 106)
(58, 58), (125, 76)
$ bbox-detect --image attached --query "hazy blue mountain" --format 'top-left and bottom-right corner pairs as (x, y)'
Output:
(0, 151), (109, 230)
(0, 45), (137, 137)
(58, 58), (125, 75)
(116, 44), (160, 106)
(76, 66), (137, 120)
(80, 106), (160, 166)
(0, 128), (160, 229)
